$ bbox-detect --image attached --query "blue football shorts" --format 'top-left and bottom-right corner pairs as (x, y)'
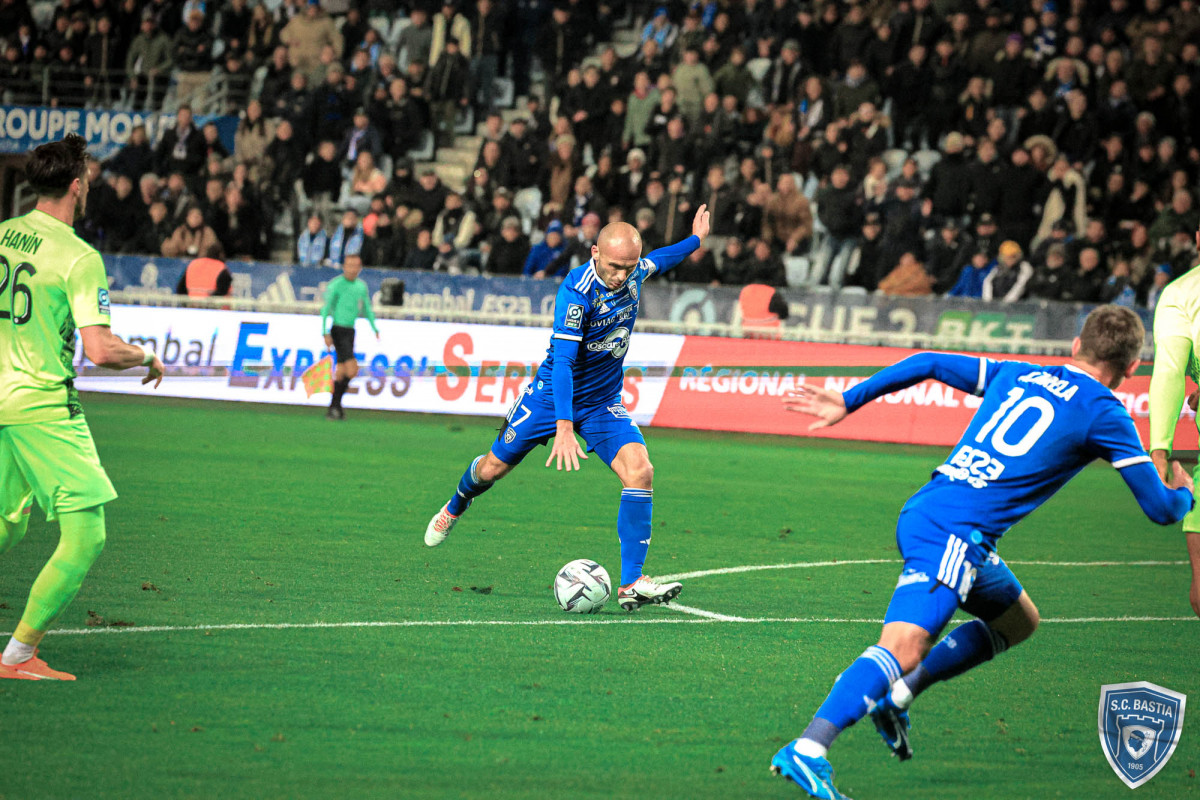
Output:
(490, 383), (645, 467)
(882, 507), (1024, 636)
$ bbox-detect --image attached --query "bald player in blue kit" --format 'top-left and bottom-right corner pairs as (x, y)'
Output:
(424, 205), (711, 611)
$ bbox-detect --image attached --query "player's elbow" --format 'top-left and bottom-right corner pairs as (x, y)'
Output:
(1144, 501), (1187, 526)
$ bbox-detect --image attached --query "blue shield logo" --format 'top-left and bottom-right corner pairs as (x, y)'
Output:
(1099, 681), (1186, 789)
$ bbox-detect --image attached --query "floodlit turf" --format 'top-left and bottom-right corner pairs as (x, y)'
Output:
(2, 393), (1197, 799)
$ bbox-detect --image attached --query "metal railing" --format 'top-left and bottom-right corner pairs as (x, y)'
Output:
(8, 67), (230, 116)
(109, 290), (1088, 357)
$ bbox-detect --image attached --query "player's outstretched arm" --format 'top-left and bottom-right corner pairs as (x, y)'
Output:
(783, 384), (848, 430)
(789, 353), (986, 424)
(642, 205), (709, 275)
(1118, 460), (1193, 525)
(80, 324), (164, 387)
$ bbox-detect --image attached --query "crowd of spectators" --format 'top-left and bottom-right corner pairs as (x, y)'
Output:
(6, 0), (1200, 312)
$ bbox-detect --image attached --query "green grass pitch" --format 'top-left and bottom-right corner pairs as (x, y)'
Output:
(1, 394), (1197, 799)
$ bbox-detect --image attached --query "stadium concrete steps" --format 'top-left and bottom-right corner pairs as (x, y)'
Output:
(432, 162), (470, 192)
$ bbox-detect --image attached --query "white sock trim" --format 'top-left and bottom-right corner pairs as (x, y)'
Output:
(794, 738), (828, 759)
(890, 679), (915, 710)
(2, 638), (35, 666)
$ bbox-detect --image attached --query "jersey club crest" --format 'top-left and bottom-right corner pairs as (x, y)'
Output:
(1098, 681), (1186, 789)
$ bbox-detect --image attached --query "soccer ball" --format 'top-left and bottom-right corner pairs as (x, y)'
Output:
(553, 559), (611, 614)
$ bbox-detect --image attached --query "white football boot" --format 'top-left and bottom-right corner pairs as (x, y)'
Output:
(424, 504), (460, 547)
(617, 576), (683, 611)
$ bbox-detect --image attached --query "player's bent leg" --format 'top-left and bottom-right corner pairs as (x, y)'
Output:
(774, 635), (915, 798)
(0, 505), (32, 555)
(892, 557), (1029, 709)
(426, 453), (517, 547)
(1, 506), (106, 681)
(987, 590), (1039, 647)
(1187, 532), (1200, 618)
(606, 442), (680, 610)
(869, 622), (937, 761)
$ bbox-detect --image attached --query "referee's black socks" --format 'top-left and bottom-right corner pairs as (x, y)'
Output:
(331, 377), (350, 409)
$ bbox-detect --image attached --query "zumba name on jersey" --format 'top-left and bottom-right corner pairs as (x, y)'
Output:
(0, 229), (42, 255)
(1108, 698), (1177, 717)
(1018, 370), (1078, 401)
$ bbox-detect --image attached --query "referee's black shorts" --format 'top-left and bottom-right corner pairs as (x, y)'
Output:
(329, 325), (356, 361)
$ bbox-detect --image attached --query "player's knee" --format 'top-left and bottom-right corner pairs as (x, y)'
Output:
(75, 524), (107, 563)
(878, 625), (931, 672)
(1014, 602), (1040, 643)
(994, 595), (1039, 647)
(889, 639), (929, 673)
(345, 360), (359, 379)
(625, 459), (653, 489)
(478, 453), (512, 483)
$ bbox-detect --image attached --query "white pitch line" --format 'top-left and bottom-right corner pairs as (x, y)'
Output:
(657, 559), (895, 582)
(667, 603), (753, 622)
(4, 560), (1191, 639)
(4, 619), (714, 637)
(656, 559), (1189, 583)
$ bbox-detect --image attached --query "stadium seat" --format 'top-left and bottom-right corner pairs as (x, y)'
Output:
(913, 149), (942, 180)
(512, 187), (542, 234)
(407, 130), (435, 161)
(784, 255), (810, 287)
(747, 58), (771, 83)
(491, 77), (515, 109)
(455, 105), (476, 135)
(30, 0), (53, 30)
(839, 286), (868, 296)
(882, 148), (909, 179)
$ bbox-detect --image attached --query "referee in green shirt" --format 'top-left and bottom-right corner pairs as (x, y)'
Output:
(321, 254), (379, 419)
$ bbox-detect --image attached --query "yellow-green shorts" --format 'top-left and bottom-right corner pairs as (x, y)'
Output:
(1185, 464), (1200, 534)
(0, 418), (117, 523)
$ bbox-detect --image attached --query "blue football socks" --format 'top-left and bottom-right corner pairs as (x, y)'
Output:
(617, 488), (653, 586)
(902, 620), (1009, 698)
(446, 456), (494, 517)
(802, 645), (903, 749)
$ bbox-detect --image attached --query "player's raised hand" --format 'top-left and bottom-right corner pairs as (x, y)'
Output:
(546, 420), (588, 472)
(691, 204), (710, 241)
(142, 354), (164, 388)
(1167, 460), (1194, 493)
(783, 383), (848, 430)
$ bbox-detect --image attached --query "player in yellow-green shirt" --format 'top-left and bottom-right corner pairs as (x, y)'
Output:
(0, 134), (163, 681)
(320, 253), (379, 420)
(1148, 228), (1200, 619)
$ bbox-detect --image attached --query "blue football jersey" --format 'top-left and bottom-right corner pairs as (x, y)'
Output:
(902, 358), (1152, 539)
(532, 255), (660, 409)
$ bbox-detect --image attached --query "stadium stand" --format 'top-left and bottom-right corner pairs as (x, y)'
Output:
(3, 0), (1199, 313)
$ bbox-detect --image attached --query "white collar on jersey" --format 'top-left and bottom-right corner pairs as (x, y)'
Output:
(1063, 362), (1116, 393)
